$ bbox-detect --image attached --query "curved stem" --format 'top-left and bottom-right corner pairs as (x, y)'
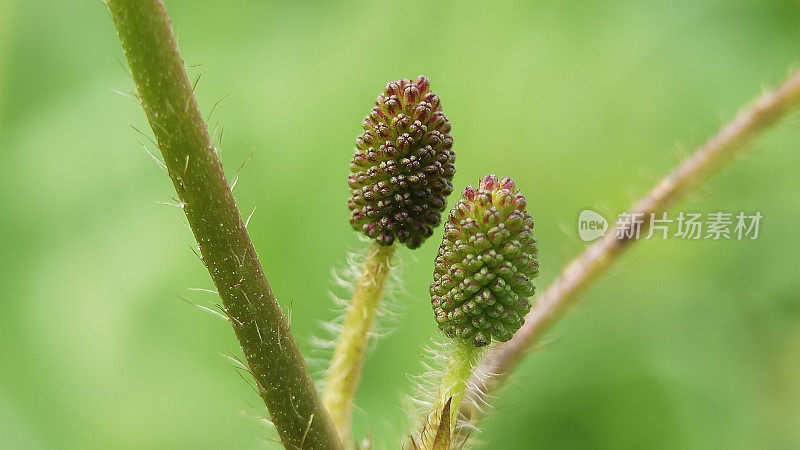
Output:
(417, 341), (483, 450)
(323, 242), (396, 443)
(460, 68), (800, 430)
(106, 1), (342, 448)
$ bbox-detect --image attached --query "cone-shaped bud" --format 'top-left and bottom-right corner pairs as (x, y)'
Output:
(348, 75), (456, 249)
(430, 175), (539, 347)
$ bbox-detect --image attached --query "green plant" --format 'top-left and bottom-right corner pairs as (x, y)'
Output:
(106, 1), (800, 448)
(324, 76), (455, 442)
(416, 175), (539, 449)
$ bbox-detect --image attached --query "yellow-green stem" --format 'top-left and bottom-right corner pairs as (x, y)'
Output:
(419, 341), (483, 449)
(323, 242), (396, 442)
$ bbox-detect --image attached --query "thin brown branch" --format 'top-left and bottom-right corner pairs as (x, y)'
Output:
(461, 68), (800, 427)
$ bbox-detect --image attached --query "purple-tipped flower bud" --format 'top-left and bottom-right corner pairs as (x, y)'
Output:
(430, 175), (539, 347)
(348, 76), (456, 249)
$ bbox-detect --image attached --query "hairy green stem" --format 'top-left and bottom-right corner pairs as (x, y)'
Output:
(106, 1), (341, 448)
(323, 242), (395, 443)
(417, 342), (483, 450)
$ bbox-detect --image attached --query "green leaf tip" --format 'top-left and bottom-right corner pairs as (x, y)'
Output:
(348, 75), (456, 249)
(430, 175), (539, 347)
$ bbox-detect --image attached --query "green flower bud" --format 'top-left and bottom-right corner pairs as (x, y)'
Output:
(430, 175), (539, 347)
(348, 75), (456, 249)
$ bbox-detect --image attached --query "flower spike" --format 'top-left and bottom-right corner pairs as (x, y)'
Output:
(430, 175), (539, 347)
(348, 75), (456, 249)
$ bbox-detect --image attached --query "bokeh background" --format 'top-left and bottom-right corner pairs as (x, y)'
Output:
(1, 0), (800, 448)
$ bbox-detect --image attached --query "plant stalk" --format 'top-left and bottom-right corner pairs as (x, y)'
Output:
(459, 67), (800, 431)
(106, 1), (342, 448)
(323, 242), (396, 443)
(417, 341), (483, 450)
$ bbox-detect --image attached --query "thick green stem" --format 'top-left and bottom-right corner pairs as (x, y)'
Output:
(418, 341), (483, 450)
(106, 1), (341, 448)
(323, 242), (395, 443)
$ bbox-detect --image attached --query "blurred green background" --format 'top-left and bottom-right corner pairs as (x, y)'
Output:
(1, 0), (799, 448)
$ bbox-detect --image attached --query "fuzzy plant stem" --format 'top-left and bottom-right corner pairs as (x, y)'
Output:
(323, 242), (396, 442)
(106, 1), (342, 448)
(418, 342), (483, 450)
(460, 68), (800, 429)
